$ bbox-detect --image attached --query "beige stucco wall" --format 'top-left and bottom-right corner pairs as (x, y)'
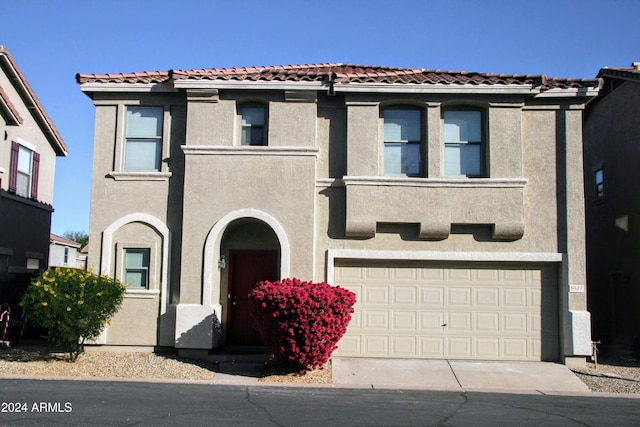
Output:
(0, 70), (58, 204)
(84, 83), (592, 357)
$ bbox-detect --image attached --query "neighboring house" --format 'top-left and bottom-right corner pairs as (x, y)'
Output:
(0, 46), (67, 310)
(76, 244), (88, 270)
(77, 63), (599, 367)
(583, 62), (640, 347)
(49, 233), (81, 268)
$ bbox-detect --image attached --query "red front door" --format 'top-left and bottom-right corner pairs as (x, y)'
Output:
(227, 250), (279, 345)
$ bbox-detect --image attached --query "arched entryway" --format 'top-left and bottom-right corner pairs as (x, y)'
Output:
(220, 219), (281, 345)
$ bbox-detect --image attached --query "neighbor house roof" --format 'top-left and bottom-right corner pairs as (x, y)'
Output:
(0, 46), (67, 156)
(76, 63), (600, 91)
(50, 233), (81, 248)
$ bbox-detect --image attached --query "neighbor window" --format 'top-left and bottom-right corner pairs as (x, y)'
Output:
(595, 168), (604, 198)
(124, 106), (163, 171)
(443, 109), (484, 177)
(383, 108), (422, 176)
(124, 248), (150, 289)
(9, 141), (39, 199)
(239, 104), (266, 145)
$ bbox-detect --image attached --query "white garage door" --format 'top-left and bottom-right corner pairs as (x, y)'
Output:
(334, 261), (558, 361)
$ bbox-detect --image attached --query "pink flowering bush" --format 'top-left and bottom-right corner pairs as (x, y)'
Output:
(248, 278), (356, 373)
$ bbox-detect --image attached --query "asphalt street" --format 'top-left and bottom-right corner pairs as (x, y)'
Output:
(0, 379), (639, 426)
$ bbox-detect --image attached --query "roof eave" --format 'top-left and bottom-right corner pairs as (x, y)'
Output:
(173, 79), (327, 91)
(79, 82), (179, 94)
(334, 82), (541, 95)
(534, 87), (600, 98)
(0, 47), (67, 156)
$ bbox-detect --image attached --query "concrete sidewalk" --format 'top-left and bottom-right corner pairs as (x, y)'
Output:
(331, 358), (591, 394)
(210, 355), (591, 394)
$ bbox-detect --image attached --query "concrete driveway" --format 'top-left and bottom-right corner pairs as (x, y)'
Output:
(331, 358), (591, 394)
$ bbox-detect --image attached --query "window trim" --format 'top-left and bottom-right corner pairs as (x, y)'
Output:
(123, 247), (151, 290)
(442, 106), (486, 178)
(382, 106), (425, 177)
(238, 102), (268, 146)
(9, 139), (40, 199)
(123, 106), (164, 172)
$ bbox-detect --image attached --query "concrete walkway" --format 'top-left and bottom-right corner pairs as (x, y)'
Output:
(332, 358), (591, 393)
(210, 356), (591, 394)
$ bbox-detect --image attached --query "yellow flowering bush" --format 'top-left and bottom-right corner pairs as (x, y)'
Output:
(21, 268), (126, 361)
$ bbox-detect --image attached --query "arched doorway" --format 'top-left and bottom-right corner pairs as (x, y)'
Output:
(220, 219), (280, 345)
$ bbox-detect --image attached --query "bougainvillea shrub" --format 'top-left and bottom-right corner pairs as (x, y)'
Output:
(248, 278), (356, 372)
(21, 268), (126, 361)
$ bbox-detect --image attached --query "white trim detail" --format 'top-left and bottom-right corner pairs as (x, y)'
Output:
(101, 213), (171, 315)
(107, 171), (172, 181)
(202, 209), (291, 306)
(343, 176), (528, 189)
(182, 146), (318, 157)
(326, 249), (563, 285)
(15, 137), (37, 152)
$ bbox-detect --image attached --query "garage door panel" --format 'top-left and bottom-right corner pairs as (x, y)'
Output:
(476, 288), (500, 306)
(421, 287), (445, 305)
(503, 288), (528, 307)
(448, 287), (472, 306)
(421, 312), (445, 330)
(392, 337), (417, 355)
(335, 262), (558, 361)
(503, 313), (528, 333)
(420, 337), (444, 356)
(448, 337), (473, 357)
(338, 336), (361, 354)
(448, 312), (472, 331)
(393, 286), (417, 304)
(365, 286), (390, 305)
(364, 311), (389, 329)
(364, 336), (389, 355)
(393, 312), (417, 330)
(476, 312), (500, 331)
(503, 338), (529, 359)
(476, 338), (500, 358)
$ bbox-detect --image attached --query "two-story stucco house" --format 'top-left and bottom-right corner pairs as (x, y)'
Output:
(583, 62), (640, 347)
(0, 46), (67, 310)
(77, 63), (600, 367)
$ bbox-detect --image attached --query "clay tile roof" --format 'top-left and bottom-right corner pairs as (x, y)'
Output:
(1, 46), (67, 156)
(77, 63), (600, 90)
(76, 71), (171, 84)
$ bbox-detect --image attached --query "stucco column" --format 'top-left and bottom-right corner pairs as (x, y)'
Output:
(558, 106), (591, 365)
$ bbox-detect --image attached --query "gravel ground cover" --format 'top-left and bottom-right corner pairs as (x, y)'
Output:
(571, 345), (640, 394)
(0, 340), (638, 392)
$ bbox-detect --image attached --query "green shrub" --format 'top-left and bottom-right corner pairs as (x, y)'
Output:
(20, 267), (126, 361)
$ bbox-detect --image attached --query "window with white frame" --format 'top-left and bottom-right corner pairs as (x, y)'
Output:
(383, 108), (423, 176)
(124, 106), (163, 171)
(443, 109), (485, 177)
(595, 168), (604, 199)
(239, 104), (266, 146)
(124, 248), (150, 289)
(9, 141), (40, 199)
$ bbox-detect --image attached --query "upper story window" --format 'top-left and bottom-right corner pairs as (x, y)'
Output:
(595, 168), (604, 199)
(239, 104), (266, 146)
(383, 108), (422, 176)
(9, 140), (40, 199)
(124, 248), (150, 289)
(443, 108), (485, 177)
(124, 106), (163, 171)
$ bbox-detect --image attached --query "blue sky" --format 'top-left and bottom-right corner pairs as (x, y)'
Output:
(2, 0), (639, 235)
